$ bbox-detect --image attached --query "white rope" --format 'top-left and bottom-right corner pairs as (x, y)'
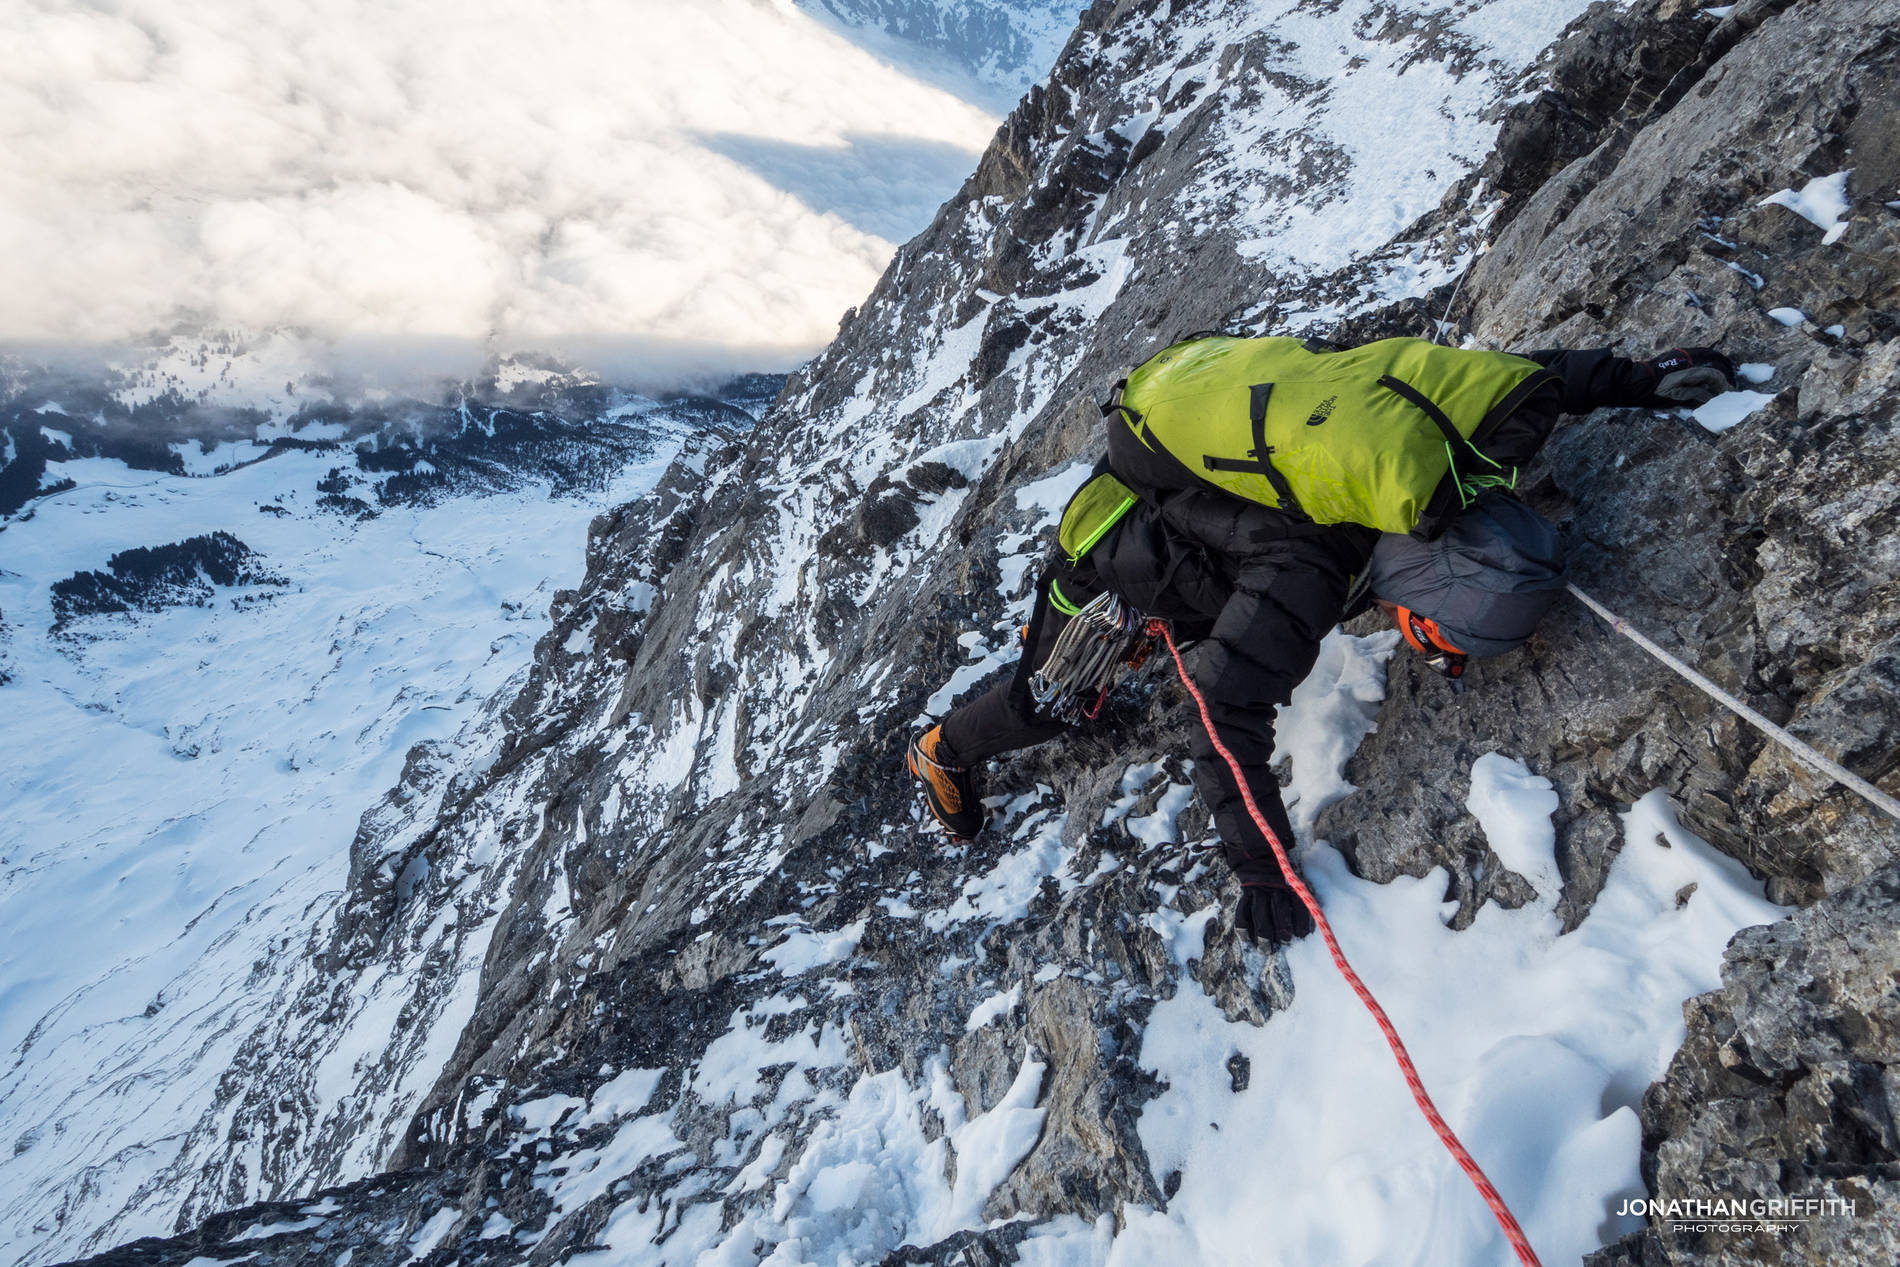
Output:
(1565, 582), (1900, 824)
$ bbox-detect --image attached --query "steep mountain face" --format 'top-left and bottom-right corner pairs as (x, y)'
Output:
(0, 353), (774, 1265)
(45, 0), (1900, 1265)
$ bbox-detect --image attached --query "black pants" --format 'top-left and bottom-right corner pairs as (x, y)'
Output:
(931, 517), (1340, 890)
(936, 542), (1223, 765)
(937, 562), (1100, 765)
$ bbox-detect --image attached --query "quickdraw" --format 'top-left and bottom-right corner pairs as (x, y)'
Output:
(1029, 591), (1155, 723)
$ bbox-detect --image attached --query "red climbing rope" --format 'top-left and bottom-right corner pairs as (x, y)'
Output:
(1148, 620), (1543, 1267)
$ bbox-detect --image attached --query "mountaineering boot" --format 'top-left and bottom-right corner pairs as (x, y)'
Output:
(906, 726), (985, 839)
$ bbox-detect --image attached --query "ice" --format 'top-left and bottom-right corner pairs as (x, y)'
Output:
(924, 807), (1073, 930)
(510, 1093), (586, 1134)
(1722, 258), (1765, 289)
(689, 1007), (848, 1106)
(1100, 762), (1165, 826)
(404, 1209), (460, 1263)
(581, 1047), (1048, 1265)
(1123, 780), (1197, 847)
(581, 1068), (666, 1126)
(461, 1088), (500, 1129)
(1275, 630), (1403, 837)
(230, 1217), (327, 1241)
(936, 1051), (1048, 1233)
(1759, 170), (1853, 244)
(1692, 389), (1778, 433)
(1013, 460), (1093, 526)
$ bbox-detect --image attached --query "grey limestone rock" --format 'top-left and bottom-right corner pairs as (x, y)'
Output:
(51, 1), (1900, 1265)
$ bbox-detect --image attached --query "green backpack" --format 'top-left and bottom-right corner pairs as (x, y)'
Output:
(1106, 335), (1556, 534)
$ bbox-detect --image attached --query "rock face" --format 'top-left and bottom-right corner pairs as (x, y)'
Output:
(793, 0), (1080, 106)
(43, 0), (1900, 1264)
(1589, 863), (1900, 1266)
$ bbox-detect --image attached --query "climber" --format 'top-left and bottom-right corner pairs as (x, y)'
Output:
(906, 335), (1735, 946)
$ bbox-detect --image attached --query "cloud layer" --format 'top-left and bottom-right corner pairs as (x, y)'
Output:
(1, 0), (1001, 384)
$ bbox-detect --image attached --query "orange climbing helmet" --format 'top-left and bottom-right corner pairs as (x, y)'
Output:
(1394, 605), (1468, 683)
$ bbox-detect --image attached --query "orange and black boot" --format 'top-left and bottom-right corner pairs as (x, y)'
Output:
(906, 726), (985, 839)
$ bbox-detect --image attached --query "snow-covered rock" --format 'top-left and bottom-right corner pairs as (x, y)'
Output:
(22, 1), (1900, 1266)
(0, 366), (770, 1263)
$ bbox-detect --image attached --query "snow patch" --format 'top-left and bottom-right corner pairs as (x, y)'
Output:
(762, 919), (867, 975)
(964, 984), (1021, 1032)
(1467, 753), (1562, 902)
(1692, 390), (1778, 433)
(1759, 170), (1852, 244)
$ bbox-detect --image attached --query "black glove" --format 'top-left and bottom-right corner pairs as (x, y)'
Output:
(1639, 347), (1735, 406)
(1234, 882), (1315, 947)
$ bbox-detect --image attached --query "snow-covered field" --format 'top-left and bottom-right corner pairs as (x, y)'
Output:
(0, 424), (689, 1262)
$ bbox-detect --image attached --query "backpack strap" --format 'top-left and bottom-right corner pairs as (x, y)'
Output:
(1377, 374), (1514, 507)
(1198, 382), (1309, 520)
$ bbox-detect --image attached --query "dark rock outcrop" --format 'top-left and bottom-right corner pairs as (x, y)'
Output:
(1587, 864), (1900, 1265)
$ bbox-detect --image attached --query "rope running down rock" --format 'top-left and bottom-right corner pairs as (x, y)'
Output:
(1148, 618), (1545, 1267)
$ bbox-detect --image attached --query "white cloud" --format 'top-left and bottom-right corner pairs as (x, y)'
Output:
(0, 0), (1002, 384)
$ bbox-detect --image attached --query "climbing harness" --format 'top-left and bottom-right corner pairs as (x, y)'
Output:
(1566, 583), (1900, 824)
(1030, 592), (1155, 723)
(1147, 617), (1546, 1267)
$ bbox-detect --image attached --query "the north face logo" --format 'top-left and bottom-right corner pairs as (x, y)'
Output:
(1304, 395), (1338, 426)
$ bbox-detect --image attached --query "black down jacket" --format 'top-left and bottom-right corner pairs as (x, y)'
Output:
(1079, 346), (1669, 890)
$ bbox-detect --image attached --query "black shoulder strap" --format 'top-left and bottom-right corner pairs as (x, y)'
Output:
(1377, 374), (1477, 463)
(1376, 373), (1522, 509)
(1199, 382), (1308, 519)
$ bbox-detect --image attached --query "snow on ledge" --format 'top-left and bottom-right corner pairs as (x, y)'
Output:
(1692, 389), (1778, 433)
(1759, 170), (1853, 244)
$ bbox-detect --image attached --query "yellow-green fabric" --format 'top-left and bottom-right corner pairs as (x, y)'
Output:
(1057, 472), (1139, 565)
(1048, 578), (1084, 617)
(1116, 335), (1550, 533)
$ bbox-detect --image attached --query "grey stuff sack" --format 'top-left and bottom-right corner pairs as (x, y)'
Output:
(1365, 491), (1566, 657)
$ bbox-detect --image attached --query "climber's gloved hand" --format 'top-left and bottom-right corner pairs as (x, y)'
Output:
(1639, 347), (1736, 406)
(1234, 881), (1314, 947)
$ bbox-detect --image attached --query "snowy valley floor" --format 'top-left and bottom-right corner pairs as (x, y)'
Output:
(0, 434), (686, 1262)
